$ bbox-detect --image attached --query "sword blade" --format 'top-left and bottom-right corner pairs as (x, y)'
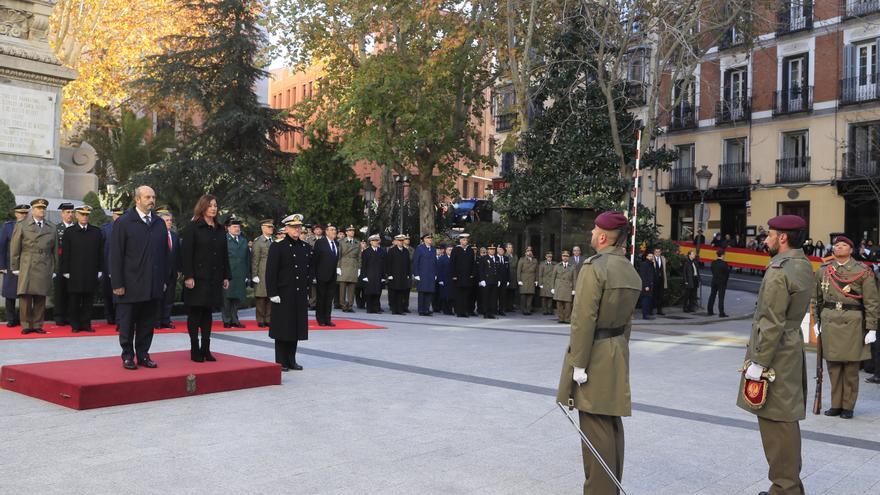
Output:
(557, 402), (628, 495)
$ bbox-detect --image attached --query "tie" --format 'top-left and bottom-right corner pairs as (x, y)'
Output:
(168, 232), (173, 251)
(143, 215), (150, 224)
(331, 240), (336, 256)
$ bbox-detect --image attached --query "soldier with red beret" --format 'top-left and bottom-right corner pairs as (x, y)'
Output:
(737, 214), (814, 495)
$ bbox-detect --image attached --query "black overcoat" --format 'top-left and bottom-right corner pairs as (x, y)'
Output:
(61, 224), (103, 293)
(312, 236), (339, 283)
(266, 236), (313, 341)
(360, 246), (385, 295)
(181, 219), (230, 309)
(450, 244), (475, 288)
(110, 209), (171, 303)
(385, 246), (411, 290)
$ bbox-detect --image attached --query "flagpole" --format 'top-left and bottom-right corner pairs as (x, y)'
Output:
(630, 129), (642, 264)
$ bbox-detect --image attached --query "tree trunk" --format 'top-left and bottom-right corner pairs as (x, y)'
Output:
(415, 175), (435, 237)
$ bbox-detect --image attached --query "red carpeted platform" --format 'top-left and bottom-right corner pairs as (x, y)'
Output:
(1, 351), (281, 410)
(0, 318), (385, 340)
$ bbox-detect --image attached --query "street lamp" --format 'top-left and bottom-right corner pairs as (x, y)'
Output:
(394, 174), (410, 235)
(695, 165), (712, 307)
(363, 177), (376, 234)
(106, 175), (118, 210)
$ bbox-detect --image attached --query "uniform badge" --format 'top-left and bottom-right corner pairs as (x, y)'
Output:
(842, 284), (851, 294)
(740, 360), (776, 409)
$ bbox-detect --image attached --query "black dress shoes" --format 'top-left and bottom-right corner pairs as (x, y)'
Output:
(325, 322), (336, 327)
(223, 322), (232, 328)
(232, 322), (245, 328)
(191, 350), (205, 362)
(706, 312), (714, 316)
(33, 328), (46, 334)
(291, 363), (303, 371)
(281, 366), (290, 372)
(20, 328), (32, 335)
(139, 359), (158, 368)
(123, 360), (138, 370)
(203, 351), (216, 362)
(824, 408), (842, 417)
(866, 375), (880, 384)
(719, 313), (729, 317)
(840, 409), (854, 419)
(83, 327), (95, 332)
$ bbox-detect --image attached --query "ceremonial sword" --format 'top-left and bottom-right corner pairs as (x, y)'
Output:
(557, 402), (628, 495)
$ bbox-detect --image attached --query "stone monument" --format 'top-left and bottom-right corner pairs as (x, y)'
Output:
(0, 0), (97, 206)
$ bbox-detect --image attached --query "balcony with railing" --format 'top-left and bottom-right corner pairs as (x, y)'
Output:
(494, 111), (517, 133)
(846, 0), (880, 18)
(669, 103), (698, 131)
(844, 151), (880, 178)
(719, 28), (745, 50)
(669, 166), (696, 190)
(773, 86), (813, 115)
(776, 156), (811, 183)
(718, 162), (751, 187)
(715, 96), (751, 124)
(777, 3), (813, 36)
(841, 76), (880, 105)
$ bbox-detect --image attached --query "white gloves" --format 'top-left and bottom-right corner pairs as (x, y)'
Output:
(387, 276), (394, 280)
(497, 281), (501, 287)
(573, 367), (588, 385)
(336, 268), (342, 276)
(357, 269), (361, 277)
(813, 323), (821, 335)
(270, 296), (281, 304)
(438, 281), (444, 286)
(745, 362), (765, 381)
(414, 276), (420, 281)
(479, 280), (486, 287)
(539, 285), (543, 289)
(362, 277), (369, 282)
(98, 272), (102, 279)
(252, 276), (260, 284)
(551, 288), (555, 295)
(571, 290), (575, 296)
(866, 330), (877, 345)
(63, 273), (70, 279)
(518, 281), (523, 286)
(52, 273), (56, 279)
(12, 270), (19, 275)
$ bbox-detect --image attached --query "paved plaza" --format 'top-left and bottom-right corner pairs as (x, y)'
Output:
(1, 290), (879, 494)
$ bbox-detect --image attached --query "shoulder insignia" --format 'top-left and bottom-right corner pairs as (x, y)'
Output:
(770, 258), (790, 269)
(584, 254), (602, 264)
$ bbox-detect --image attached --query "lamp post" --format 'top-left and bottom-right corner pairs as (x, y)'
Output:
(695, 165), (712, 307)
(394, 174), (409, 235)
(106, 177), (118, 210)
(363, 177), (376, 235)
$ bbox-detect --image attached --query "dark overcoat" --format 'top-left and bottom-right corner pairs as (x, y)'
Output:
(100, 221), (114, 274)
(110, 209), (171, 303)
(0, 220), (18, 299)
(450, 244), (475, 287)
(385, 246), (411, 290)
(360, 246), (386, 295)
(411, 244), (436, 293)
(61, 224), (104, 293)
(436, 253), (451, 299)
(266, 236), (313, 341)
(181, 219), (230, 309)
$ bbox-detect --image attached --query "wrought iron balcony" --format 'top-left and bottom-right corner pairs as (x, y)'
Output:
(495, 112), (517, 133)
(669, 166), (696, 190)
(776, 156), (811, 183)
(718, 162), (750, 187)
(844, 151), (880, 178)
(715, 96), (751, 124)
(840, 76), (880, 105)
(773, 86), (813, 115)
(669, 103), (698, 131)
(777, 2), (813, 36)
(846, 0), (880, 18)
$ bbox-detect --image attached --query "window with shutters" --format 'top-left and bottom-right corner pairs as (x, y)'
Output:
(716, 67), (750, 124)
(670, 144), (695, 189)
(846, 121), (880, 178)
(777, 131), (810, 183)
(842, 39), (880, 104)
(774, 53), (812, 115)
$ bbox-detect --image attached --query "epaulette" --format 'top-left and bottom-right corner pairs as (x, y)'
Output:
(584, 253), (602, 264)
(770, 258), (790, 269)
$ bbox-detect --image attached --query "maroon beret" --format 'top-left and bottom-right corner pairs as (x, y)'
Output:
(595, 211), (629, 230)
(832, 235), (854, 249)
(767, 214), (807, 231)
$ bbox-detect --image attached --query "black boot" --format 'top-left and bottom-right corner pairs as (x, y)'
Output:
(202, 331), (216, 362)
(188, 327), (204, 362)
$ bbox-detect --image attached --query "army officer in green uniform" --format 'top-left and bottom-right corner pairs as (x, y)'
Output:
(737, 215), (813, 495)
(222, 217), (250, 328)
(251, 219), (275, 327)
(557, 211), (641, 495)
(814, 235), (878, 419)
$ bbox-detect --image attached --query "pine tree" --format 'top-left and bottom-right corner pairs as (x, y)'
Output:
(0, 180), (15, 223)
(134, 0), (297, 223)
(82, 192), (110, 226)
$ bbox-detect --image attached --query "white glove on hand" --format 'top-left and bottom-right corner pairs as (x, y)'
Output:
(312, 278), (317, 284)
(97, 272), (102, 279)
(573, 367), (588, 385)
(52, 273), (56, 279)
(518, 281), (523, 286)
(745, 362), (765, 381)
(252, 276), (260, 284)
(12, 270), (19, 275)
(270, 296), (281, 304)
(551, 288), (555, 295)
(571, 290), (575, 296)
(357, 269), (361, 277)
(414, 276), (420, 281)
(866, 330), (877, 345)
(336, 268), (342, 276)
(479, 280), (486, 287)
(362, 277), (369, 282)
(813, 323), (821, 335)
(439, 281), (444, 286)
(387, 276), (394, 280)
(497, 281), (501, 287)
(63, 273), (70, 279)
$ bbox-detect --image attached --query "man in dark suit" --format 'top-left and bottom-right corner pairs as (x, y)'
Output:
(682, 250), (699, 313)
(156, 208), (181, 328)
(652, 247), (668, 315)
(496, 246), (510, 316)
(707, 249), (730, 317)
(53, 202), (76, 325)
(1, 204), (29, 327)
(639, 253), (655, 320)
(110, 186), (171, 370)
(100, 207), (123, 326)
(312, 223), (339, 326)
(450, 233), (475, 317)
(360, 234), (386, 313)
(61, 206), (103, 332)
(386, 234), (411, 315)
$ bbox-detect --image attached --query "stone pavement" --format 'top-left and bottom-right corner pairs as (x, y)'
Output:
(0, 292), (878, 494)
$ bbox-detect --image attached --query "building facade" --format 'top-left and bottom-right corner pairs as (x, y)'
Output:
(655, 0), (880, 246)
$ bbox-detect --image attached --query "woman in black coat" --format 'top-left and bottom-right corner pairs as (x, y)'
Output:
(181, 195), (230, 362)
(638, 253), (655, 320)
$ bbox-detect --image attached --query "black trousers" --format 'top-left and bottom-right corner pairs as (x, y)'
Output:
(482, 285), (498, 318)
(315, 280), (336, 324)
(871, 340), (880, 378)
(389, 289), (407, 314)
(102, 276), (116, 323)
(5, 297), (18, 325)
(454, 286), (471, 316)
(497, 285), (508, 314)
(707, 285), (726, 314)
(160, 279), (175, 324)
(653, 285), (665, 313)
(275, 339), (298, 367)
(355, 286), (366, 309)
(68, 291), (94, 330)
(53, 275), (68, 323)
(505, 287), (517, 311)
(417, 291), (433, 314)
(366, 293), (381, 313)
(682, 287), (697, 311)
(117, 299), (158, 362)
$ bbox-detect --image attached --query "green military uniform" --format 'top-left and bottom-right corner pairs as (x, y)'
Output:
(814, 256), (879, 416)
(337, 232), (361, 312)
(517, 254), (537, 314)
(557, 245), (641, 495)
(736, 246), (813, 495)
(538, 256), (556, 315)
(222, 230), (250, 326)
(10, 203), (57, 333)
(251, 231), (273, 326)
(552, 257), (576, 324)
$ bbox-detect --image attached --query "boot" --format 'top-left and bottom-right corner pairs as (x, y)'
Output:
(189, 329), (204, 362)
(202, 332), (216, 362)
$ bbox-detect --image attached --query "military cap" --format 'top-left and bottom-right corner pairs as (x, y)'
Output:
(325, 223), (336, 230)
(58, 202), (74, 211)
(404, 234), (410, 240)
(561, 250), (570, 256)
(282, 214), (303, 226)
(312, 223), (324, 230)
(832, 235), (854, 250)
(459, 233), (470, 238)
(368, 234), (381, 241)
(345, 225), (356, 231)
(30, 198), (48, 208)
(14, 204), (30, 213)
(394, 234), (406, 240)
(275, 226), (285, 235)
(155, 206), (171, 215)
(259, 218), (274, 227)
(767, 214), (807, 231)
(291, 213), (304, 222)
(486, 244), (497, 250)
(111, 207), (124, 215)
(228, 218), (243, 226)
(75, 205), (92, 215)
(437, 243), (447, 249)
(595, 211), (628, 230)
(421, 233), (433, 240)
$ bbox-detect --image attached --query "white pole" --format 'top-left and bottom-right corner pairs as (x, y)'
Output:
(630, 129), (642, 264)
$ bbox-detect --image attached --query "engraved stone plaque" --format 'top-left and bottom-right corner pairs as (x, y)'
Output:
(0, 85), (55, 158)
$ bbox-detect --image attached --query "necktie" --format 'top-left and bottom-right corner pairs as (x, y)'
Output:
(143, 215), (150, 224)
(168, 232), (173, 251)
(37, 221), (42, 229)
(331, 240), (336, 256)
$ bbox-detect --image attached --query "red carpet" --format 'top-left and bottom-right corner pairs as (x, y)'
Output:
(0, 318), (385, 340)
(0, 351), (281, 410)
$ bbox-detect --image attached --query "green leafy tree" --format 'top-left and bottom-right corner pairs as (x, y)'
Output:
(134, 0), (297, 225)
(82, 191), (110, 226)
(0, 180), (15, 222)
(282, 129), (365, 228)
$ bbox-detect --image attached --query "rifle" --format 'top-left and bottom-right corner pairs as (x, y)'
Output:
(812, 330), (823, 415)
